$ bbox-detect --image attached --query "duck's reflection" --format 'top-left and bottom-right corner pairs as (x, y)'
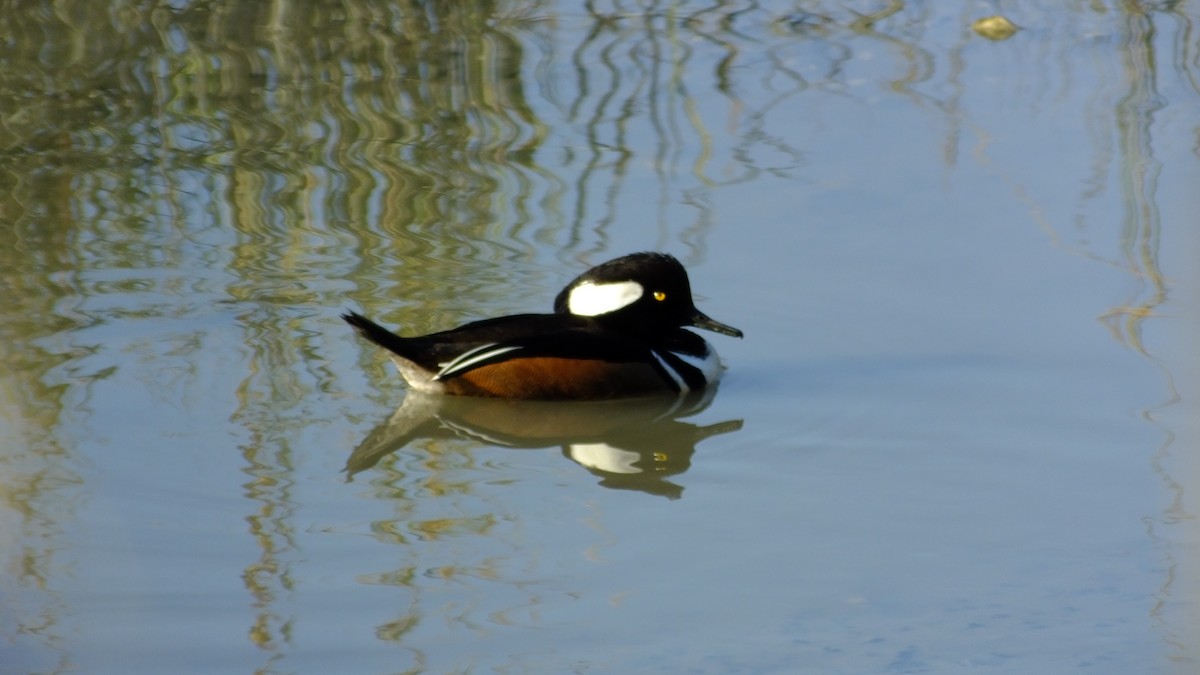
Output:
(346, 389), (742, 499)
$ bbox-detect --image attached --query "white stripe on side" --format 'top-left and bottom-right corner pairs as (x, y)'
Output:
(650, 350), (690, 392)
(433, 343), (523, 381)
(672, 347), (723, 384)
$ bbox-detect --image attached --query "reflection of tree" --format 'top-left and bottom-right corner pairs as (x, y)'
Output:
(1098, 9), (1167, 354)
(0, 125), (90, 673)
(556, 2), (819, 259)
(938, 4), (1190, 657)
(1095, 8), (1186, 661)
(0, 0), (951, 308)
(0, 1), (547, 666)
(0, 365), (77, 672)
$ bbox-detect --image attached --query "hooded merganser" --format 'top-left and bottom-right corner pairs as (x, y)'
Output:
(342, 251), (742, 399)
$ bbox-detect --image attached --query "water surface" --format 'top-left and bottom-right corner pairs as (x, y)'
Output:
(1, 1), (1198, 673)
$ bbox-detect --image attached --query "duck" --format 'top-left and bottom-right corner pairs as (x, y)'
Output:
(342, 251), (742, 399)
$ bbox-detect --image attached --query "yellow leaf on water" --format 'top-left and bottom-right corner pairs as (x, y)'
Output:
(972, 15), (1018, 41)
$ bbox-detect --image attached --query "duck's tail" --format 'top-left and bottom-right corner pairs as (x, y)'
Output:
(342, 312), (413, 358)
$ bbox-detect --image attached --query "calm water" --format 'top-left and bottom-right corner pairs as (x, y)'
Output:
(2, 1), (1198, 673)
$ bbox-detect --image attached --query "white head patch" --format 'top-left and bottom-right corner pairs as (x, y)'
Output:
(566, 280), (644, 316)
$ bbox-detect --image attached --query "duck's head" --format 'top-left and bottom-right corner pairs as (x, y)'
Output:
(553, 252), (743, 339)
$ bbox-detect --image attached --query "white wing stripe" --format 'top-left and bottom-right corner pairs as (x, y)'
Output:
(433, 344), (523, 381)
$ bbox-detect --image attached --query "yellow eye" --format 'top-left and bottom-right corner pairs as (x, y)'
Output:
(653, 291), (667, 301)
